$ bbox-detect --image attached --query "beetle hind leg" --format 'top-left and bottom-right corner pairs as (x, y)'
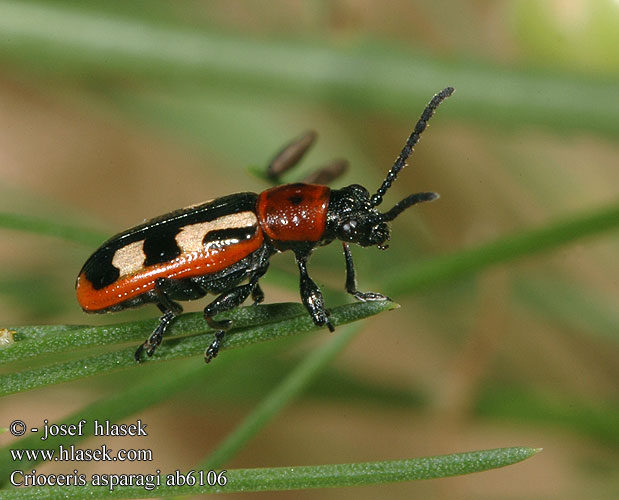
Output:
(135, 305), (181, 362)
(135, 278), (186, 362)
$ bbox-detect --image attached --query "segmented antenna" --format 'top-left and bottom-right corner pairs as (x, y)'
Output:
(381, 192), (439, 222)
(370, 87), (454, 208)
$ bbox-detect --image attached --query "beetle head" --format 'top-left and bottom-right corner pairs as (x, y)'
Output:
(325, 87), (453, 249)
(326, 184), (438, 248)
(326, 184), (389, 248)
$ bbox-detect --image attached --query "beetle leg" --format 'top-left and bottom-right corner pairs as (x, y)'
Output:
(135, 306), (178, 362)
(153, 278), (185, 314)
(203, 286), (252, 363)
(203, 266), (268, 363)
(295, 253), (334, 332)
(251, 283), (265, 305)
(343, 242), (390, 302)
(135, 278), (185, 362)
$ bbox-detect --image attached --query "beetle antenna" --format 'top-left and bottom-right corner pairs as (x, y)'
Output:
(381, 192), (439, 222)
(370, 87), (454, 208)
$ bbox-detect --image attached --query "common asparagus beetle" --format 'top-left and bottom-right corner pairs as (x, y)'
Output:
(76, 87), (454, 362)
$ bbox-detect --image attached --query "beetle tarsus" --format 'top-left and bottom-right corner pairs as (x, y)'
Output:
(205, 330), (226, 363)
(204, 317), (230, 363)
(135, 309), (177, 362)
(134, 345), (145, 363)
(353, 291), (391, 302)
(251, 283), (265, 305)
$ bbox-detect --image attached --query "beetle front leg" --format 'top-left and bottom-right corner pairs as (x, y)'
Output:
(296, 254), (334, 332)
(343, 242), (390, 302)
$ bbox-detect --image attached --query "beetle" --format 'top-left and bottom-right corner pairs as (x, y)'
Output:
(76, 86), (454, 363)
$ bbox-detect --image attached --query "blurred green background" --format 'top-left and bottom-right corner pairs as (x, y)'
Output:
(0, 1), (617, 499)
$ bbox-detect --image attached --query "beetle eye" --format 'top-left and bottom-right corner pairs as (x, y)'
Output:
(340, 219), (358, 241)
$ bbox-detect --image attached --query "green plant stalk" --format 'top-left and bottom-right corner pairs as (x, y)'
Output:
(0, 301), (397, 397)
(201, 324), (362, 470)
(386, 202), (619, 296)
(0, 447), (540, 498)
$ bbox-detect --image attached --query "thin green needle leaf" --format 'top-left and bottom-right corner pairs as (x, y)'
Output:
(201, 324), (362, 470)
(387, 202), (619, 296)
(0, 303), (307, 364)
(0, 447), (540, 498)
(0, 212), (106, 247)
(0, 301), (397, 396)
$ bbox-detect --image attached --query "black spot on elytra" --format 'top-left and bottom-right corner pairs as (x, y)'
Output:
(83, 246), (120, 290)
(204, 226), (257, 244)
(143, 227), (181, 266)
(289, 195), (303, 205)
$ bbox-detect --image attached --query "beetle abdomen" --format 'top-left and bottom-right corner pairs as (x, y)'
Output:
(256, 183), (330, 245)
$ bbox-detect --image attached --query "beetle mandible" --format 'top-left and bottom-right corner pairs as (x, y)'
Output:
(76, 87), (454, 363)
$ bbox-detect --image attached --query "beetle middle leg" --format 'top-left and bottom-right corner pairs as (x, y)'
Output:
(342, 242), (390, 302)
(203, 266), (268, 363)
